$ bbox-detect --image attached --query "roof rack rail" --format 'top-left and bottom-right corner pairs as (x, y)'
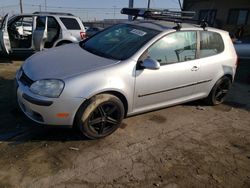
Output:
(33, 12), (74, 16)
(121, 8), (195, 21)
(200, 20), (208, 31)
(121, 8), (209, 31)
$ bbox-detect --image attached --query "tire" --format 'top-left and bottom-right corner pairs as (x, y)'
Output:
(76, 94), (125, 139)
(205, 76), (232, 105)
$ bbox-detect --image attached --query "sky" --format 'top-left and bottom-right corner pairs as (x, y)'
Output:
(0, 0), (183, 20)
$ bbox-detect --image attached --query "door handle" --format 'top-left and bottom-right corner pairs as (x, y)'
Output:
(191, 66), (199, 71)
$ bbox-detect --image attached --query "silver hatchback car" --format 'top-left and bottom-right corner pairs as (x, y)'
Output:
(16, 9), (237, 139)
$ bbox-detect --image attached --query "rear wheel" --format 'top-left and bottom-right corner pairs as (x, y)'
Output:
(76, 94), (124, 139)
(205, 76), (232, 105)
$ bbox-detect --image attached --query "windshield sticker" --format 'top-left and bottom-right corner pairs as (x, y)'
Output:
(130, 29), (147, 36)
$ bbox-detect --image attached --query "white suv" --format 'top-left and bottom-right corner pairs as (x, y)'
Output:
(0, 12), (86, 55)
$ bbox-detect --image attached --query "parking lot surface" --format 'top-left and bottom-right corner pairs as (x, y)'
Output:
(0, 57), (250, 188)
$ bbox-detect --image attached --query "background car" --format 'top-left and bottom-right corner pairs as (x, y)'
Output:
(0, 12), (86, 55)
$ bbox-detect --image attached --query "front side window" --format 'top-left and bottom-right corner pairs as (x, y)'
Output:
(81, 24), (160, 60)
(143, 31), (197, 65)
(200, 31), (224, 58)
(60, 17), (81, 30)
(10, 16), (33, 32)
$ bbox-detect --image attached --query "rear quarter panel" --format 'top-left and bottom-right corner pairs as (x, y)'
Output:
(197, 29), (237, 97)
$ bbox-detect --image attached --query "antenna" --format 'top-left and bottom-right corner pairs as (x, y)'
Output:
(200, 20), (208, 31)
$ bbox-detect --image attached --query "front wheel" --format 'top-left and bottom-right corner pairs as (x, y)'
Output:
(76, 94), (125, 139)
(205, 76), (232, 105)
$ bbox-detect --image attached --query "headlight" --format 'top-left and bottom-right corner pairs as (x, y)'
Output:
(30, 79), (64, 98)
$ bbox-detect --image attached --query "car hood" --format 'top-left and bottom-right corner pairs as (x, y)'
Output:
(23, 43), (118, 80)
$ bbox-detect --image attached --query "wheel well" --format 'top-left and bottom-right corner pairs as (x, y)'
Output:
(56, 40), (72, 46)
(102, 91), (128, 117)
(73, 91), (129, 128)
(224, 74), (233, 82)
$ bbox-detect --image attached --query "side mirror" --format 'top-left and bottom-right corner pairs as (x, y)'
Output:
(140, 59), (160, 70)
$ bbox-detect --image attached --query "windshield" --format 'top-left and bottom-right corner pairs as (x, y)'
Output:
(80, 24), (160, 60)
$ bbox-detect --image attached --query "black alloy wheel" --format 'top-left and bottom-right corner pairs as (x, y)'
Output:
(88, 101), (122, 136)
(76, 94), (124, 139)
(214, 78), (231, 103)
(205, 76), (232, 105)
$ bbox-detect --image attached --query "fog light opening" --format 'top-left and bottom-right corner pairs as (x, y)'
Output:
(56, 113), (70, 118)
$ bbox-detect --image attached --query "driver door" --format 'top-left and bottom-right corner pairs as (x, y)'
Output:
(33, 16), (48, 51)
(0, 14), (11, 54)
(133, 31), (200, 112)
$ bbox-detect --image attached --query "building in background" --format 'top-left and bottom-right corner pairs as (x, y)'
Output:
(183, 0), (250, 38)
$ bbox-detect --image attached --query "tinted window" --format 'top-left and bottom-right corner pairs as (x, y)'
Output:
(60, 18), (80, 30)
(144, 31), (197, 65)
(81, 24), (159, 60)
(36, 16), (46, 30)
(200, 31), (224, 58)
(47, 17), (59, 28)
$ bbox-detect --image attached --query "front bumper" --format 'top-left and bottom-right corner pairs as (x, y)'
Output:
(16, 79), (85, 126)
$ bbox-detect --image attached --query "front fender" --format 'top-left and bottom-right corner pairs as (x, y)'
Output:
(61, 61), (136, 114)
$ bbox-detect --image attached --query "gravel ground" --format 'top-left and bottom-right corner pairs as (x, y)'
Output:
(0, 57), (249, 188)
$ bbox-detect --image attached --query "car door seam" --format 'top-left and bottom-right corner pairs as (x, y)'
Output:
(138, 79), (212, 97)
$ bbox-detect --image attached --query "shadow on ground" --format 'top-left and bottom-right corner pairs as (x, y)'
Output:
(0, 75), (87, 143)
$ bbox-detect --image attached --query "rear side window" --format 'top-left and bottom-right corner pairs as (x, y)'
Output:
(36, 16), (46, 30)
(60, 17), (81, 30)
(200, 31), (224, 58)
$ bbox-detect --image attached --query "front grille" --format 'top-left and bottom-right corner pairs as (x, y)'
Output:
(19, 69), (34, 87)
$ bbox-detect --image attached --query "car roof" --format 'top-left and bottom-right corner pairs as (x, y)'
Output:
(11, 13), (78, 19)
(126, 20), (227, 34)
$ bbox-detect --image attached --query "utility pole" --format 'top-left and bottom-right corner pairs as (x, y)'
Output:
(20, 0), (23, 14)
(147, 0), (151, 9)
(45, 0), (47, 11)
(113, 6), (116, 22)
(128, 0), (134, 21)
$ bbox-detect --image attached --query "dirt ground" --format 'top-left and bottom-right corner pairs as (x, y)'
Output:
(0, 57), (250, 188)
